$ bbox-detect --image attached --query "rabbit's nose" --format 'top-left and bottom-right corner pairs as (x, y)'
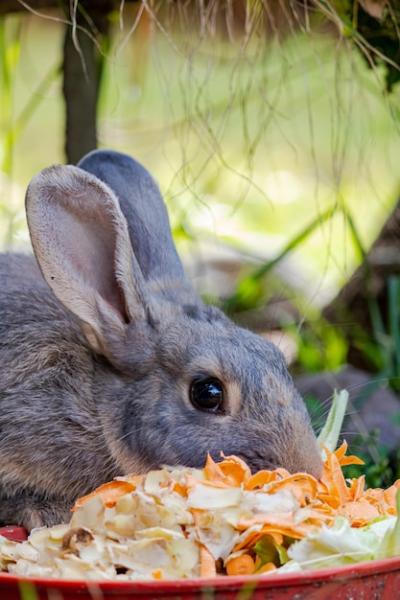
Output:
(276, 417), (323, 478)
(304, 452), (323, 479)
(291, 436), (323, 479)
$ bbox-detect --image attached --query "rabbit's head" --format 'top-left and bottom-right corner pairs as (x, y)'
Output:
(26, 151), (322, 480)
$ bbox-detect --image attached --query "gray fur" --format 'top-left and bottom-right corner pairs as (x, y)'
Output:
(0, 150), (321, 530)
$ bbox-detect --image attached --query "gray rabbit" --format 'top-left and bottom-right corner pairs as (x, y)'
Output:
(0, 150), (322, 530)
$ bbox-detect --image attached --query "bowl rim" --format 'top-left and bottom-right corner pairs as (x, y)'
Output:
(1, 556), (400, 591)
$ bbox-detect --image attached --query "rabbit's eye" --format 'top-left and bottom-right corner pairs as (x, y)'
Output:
(190, 377), (224, 413)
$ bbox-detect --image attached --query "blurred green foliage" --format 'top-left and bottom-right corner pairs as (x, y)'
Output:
(294, 321), (348, 373)
(18, 581), (39, 600)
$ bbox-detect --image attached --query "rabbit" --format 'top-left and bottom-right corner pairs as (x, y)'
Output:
(0, 150), (322, 531)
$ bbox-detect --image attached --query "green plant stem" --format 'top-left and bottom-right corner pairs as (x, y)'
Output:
(317, 389), (349, 455)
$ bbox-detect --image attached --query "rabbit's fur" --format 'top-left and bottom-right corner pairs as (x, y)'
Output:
(0, 150), (322, 530)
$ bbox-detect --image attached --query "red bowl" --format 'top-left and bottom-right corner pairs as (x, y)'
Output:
(1, 527), (400, 599)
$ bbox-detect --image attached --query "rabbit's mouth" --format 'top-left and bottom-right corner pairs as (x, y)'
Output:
(234, 447), (322, 479)
(227, 450), (277, 473)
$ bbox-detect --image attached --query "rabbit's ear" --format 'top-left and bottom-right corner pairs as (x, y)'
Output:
(77, 150), (192, 290)
(26, 165), (148, 353)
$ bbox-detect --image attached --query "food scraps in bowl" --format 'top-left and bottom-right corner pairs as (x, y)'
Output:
(1, 390), (399, 581)
(0, 444), (399, 581)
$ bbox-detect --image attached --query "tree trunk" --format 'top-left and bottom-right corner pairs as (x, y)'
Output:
(62, 5), (111, 164)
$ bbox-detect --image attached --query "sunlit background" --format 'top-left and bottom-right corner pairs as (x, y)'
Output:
(2, 6), (399, 300)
